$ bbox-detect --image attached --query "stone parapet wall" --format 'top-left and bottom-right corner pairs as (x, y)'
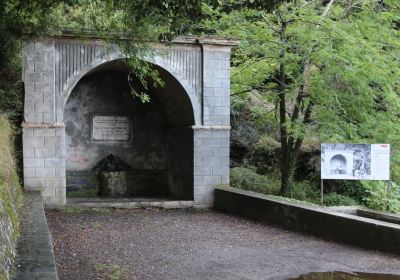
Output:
(215, 186), (400, 255)
(14, 192), (59, 279)
(0, 116), (22, 280)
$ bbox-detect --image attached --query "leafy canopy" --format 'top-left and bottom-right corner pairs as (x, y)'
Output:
(196, 0), (400, 186)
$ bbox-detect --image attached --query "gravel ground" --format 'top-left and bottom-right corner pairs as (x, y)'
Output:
(46, 208), (400, 280)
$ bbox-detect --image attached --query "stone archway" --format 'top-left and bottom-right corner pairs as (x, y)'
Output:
(22, 34), (236, 207)
(64, 60), (196, 200)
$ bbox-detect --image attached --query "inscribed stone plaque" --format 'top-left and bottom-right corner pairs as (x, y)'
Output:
(92, 115), (130, 141)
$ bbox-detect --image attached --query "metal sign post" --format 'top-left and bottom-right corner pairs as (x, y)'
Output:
(386, 180), (391, 211)
(320, 179), (324, 206)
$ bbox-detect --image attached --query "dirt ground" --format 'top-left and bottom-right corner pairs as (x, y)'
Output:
(46, 208), (400, 280)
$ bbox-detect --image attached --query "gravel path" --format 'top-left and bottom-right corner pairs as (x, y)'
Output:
(46, 208), (400, 280)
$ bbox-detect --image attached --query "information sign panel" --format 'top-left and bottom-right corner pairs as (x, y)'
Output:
(321, 144), (390, 180)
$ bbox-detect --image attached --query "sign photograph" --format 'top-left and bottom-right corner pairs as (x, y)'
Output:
(321, 143), (390, 181)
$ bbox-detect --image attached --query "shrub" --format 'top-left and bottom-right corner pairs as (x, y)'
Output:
(362, 181), (400, 213)
(323, 193), (357, 206)
(245, 135), (281, 175)
(337, 180), (370, 205)
(289, 181), (319, 202)
(230, 166), (280, 195)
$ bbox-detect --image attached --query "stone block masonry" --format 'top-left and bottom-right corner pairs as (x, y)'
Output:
(23, 126), (66, 206)
(22, 34), (237, 207)
(0, 116), (22, 280)
(193, 127), (230, 207)
(23, 41), (56, 124)
(202, 44), (231, 127)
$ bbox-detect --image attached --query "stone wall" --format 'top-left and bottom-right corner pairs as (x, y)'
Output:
(0, 116), (22, 280)
(215, 186), (400, 255)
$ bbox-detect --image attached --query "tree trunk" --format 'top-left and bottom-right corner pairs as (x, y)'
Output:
(279, 0), (335, 195)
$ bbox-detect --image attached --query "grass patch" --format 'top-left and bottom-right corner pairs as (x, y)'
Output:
(94, 263), (127, 280)
(91, 221), (104, 229)
(67, 186), (98, 198)
(60, 207), (114, 215)
(74, 223), (86, 230)
(60, 207), (87, 214)
(92, 208), (113, 214)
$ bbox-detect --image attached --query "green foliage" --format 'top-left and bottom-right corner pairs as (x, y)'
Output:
(0, 0), (54, 118)
(94, 263), (128, 280)
(245, 135), (281, 175)
(337, 181), (371, 205)
(289, 181), (319, 202)
(230, 166), (280, 195)
(362, 181), (400, 213)
(0, 1), (205, 117)
(323, 193), (358, 207)
(254, 134), (281, 151)
(197, 0), (400, 194)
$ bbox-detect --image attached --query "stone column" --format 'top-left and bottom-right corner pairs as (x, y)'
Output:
(193, 127), (230, 207)
(22, 40), (66, 206)
(193, 40), (235, 207)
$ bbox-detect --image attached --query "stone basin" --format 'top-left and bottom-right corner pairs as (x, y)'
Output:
(98, 171), (128, 197)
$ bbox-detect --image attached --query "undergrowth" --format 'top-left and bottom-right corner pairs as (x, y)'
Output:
(230, 166), (400, 213)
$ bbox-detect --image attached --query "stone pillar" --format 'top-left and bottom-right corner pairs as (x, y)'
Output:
(192, 40), (234, 207)
(201, 43), (231, 127)
(193, 127), (230, 207)
(22, 40), (66, 206)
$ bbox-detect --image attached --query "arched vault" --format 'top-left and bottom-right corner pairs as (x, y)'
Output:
(21, 34), (236, 207)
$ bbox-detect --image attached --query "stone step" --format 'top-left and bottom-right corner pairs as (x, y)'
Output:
(65, 198), (193, 209)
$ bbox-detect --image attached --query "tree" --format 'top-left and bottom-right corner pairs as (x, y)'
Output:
(0, 0), (204, 117)
(197, 0), (400, 194)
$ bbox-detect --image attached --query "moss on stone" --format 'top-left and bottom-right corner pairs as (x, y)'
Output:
(0, 115), (22, 280)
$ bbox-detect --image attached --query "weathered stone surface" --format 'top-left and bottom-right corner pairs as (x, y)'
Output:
(98, 171), (128, 197)
(14, 192), (58, 279)
(22, 36), (236, 207)
(215, 186), (400, 255)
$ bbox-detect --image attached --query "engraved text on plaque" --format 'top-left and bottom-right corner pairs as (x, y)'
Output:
(92, 115), (130, 141)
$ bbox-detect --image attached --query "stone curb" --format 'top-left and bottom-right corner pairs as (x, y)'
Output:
(14, 191), (58, 280)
